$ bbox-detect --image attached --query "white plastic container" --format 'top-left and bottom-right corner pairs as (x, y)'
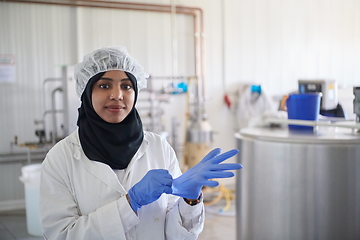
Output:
(19, 163), (43, 237)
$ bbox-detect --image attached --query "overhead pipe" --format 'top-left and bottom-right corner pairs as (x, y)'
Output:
(5, 0), (206, 99)
(170, 0), (178, 82)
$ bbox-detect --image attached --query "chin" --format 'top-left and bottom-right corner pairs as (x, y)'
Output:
(108, 119), (123, 124)
(101, 116), (124, 124)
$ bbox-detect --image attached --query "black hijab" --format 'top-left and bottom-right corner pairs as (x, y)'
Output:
(77, 71), (144, 169)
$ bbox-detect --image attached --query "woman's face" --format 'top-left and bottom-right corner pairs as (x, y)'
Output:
(91, 70), (135, 123)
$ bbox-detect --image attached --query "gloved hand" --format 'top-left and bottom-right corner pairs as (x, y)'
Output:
(172, 148), (242, 199)
(128, 169), (173, 212)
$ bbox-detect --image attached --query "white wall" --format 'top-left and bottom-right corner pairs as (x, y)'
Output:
(223, 0), (360, 94)
(0, 0), (359, 155)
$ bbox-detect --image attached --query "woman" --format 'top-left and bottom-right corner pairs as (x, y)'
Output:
(39, 46), (242, 240)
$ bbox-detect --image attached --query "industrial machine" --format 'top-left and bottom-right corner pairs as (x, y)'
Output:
(298, 79), (345, 118)
(354, 86), (360, 123)
(185, 116), (213, 168)
(6, 65), (79, 163)
(183, 76), (213, 169)
(298, 79), (338, 110)
(34, 65), (80, 145)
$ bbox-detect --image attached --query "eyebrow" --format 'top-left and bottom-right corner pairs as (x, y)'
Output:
(99, 77), (131, 81)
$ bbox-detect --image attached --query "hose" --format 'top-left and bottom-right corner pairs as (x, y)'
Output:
(203, 180), (236, 213)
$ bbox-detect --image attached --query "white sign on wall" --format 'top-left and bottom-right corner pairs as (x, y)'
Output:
(0, 55), (15, 83)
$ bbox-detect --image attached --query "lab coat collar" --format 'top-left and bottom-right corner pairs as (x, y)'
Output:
(68, 129), (149, 193)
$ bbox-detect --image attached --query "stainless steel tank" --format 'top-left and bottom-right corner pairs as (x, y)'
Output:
(184, 119), (213, 168)
(235, 127), (360, 240)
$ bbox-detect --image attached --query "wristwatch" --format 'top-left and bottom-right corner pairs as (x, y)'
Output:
(183, 193), (203, 206)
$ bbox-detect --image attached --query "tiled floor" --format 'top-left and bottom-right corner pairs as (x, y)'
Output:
(0, 209), (42, 240)
(0, 199), (237, 240)
(199, 199), (237, 240)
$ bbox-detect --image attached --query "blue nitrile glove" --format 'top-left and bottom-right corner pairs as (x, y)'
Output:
(128, 169), (173, 212)
(172, 148), (242, 199)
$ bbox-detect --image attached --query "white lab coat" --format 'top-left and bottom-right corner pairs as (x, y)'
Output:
(39, 130), (204, 240)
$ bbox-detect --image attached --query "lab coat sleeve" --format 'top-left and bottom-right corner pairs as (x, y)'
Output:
(39, 153), (137, 240)
(178, 198), (204, 232)
(163, 138), (205, 240)
(117, 194), (140, 233)
(165, 196), (205, 240)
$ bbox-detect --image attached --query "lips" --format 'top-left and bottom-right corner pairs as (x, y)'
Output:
(106, 105), (125, 112)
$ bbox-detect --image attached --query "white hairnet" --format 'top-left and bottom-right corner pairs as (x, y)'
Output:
(74, 46), (148, 97)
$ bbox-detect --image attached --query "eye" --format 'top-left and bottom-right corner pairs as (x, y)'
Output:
(121, 84), (133, 90)
(99, 84), (109, 89)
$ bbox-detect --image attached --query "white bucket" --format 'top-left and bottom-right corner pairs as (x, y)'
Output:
(19, 163), (43, 237)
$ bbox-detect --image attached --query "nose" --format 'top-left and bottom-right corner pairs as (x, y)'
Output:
(110, 87), (124, 100)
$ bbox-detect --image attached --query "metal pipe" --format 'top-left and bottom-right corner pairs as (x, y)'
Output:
(221, 0), (226, 92)
(170, 0), (178, 85)
(42, 77), (62, 140)
(145, 76), (190, 80)
(51, 87), (62, 144)
(171, 117), (179, 156)
(5, 0), (206, 98)
(0, 150), (47, 164)
(43, 109), (64, 118)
